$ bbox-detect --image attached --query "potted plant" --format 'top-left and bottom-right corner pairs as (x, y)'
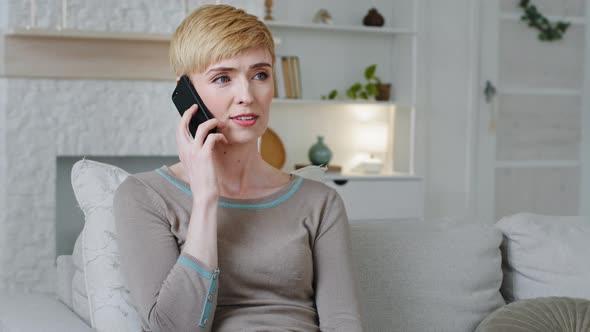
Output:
(322, 64), (392, 101)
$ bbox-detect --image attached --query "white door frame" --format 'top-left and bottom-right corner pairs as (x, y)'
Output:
(472, 0), (499, 224)
(580, 4), (590, 217)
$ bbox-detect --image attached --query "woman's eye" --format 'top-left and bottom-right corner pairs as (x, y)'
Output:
(253, 72), (268, 80)
(213, 76), (230, 84)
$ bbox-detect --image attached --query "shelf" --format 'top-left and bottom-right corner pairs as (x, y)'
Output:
(265, 21), (415, 35)
(5, 21), (415, 42)
(2, 28), (173, 80)
(323, 173), (421, 181)
(5, 27), (171, 42)
(272, 98), (399, 107)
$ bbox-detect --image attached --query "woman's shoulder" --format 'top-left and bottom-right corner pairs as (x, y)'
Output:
(293, 174), (342, 204)
(114, 169), (172, 211)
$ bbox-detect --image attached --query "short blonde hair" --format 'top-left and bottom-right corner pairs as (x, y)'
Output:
(170, 5), (275, 76)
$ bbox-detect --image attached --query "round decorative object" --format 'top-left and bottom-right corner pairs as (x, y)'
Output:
(476, 297), (590, 332)
(308, 136), (332, 166)
(260, 127), (285, 169)
(363, 8), (385, 27)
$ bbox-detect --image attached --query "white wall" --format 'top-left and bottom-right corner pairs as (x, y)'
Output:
(581, 5), (590, 217)
(420, 0), (478, 220)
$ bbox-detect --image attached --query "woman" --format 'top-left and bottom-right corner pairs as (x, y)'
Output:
(114, 5), (362, 331)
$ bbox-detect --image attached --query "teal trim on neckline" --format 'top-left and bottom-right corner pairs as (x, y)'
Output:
(218, 177), (303, 209)
(155, 168), (303, 210)
(156, 169), (192, 195)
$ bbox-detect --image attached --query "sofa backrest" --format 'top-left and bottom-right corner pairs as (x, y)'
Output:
(349, 220), (505, 332)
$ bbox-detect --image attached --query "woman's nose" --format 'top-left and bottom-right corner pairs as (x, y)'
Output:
(236, 78), (254, 105)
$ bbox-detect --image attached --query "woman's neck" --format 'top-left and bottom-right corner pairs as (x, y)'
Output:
(213, 141), (264, 196)
(170, 140), (290, 199)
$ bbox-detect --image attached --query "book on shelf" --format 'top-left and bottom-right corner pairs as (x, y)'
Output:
(276, 55), (302, 99)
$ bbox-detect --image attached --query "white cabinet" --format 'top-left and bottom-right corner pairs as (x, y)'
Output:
(324, 174), (423, 221)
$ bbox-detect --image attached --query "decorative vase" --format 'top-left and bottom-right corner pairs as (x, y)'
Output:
(363, 8), (385, 27)
(376, 83), (392, 101)
(308, 136), (332, 166)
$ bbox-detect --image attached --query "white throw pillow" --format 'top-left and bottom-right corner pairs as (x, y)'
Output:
(290, 165), (327, 182)
(71, 233), (91, 325)
(71, 159), (142, 332)
(497, 213), (590, 302)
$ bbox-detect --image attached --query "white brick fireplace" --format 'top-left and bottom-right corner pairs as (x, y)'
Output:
(0, 78), (180, 292)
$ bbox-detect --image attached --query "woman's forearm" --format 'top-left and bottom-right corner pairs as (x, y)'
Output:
(182, 195), (219, 269)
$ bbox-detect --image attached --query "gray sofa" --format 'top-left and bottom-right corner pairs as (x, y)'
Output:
(2, 213), (588, 332)
(1, 160), (588, 331)
(0, 219), (500, 332)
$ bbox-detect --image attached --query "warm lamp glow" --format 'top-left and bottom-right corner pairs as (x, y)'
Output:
(355, 124), (388, 153)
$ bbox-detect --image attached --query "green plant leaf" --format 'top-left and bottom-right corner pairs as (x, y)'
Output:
(366, 83), (378, 96)
(328, 89), (338, 99)
(346, 88), (357, 99)
(359, 91), (368, 100)
(364, 64), (377, 80)
(351, 83), (362, 93)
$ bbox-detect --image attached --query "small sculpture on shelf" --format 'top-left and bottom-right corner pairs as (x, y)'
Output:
(264, 0), (274, 20)
(313, 9), (333, 25)
(363, 7), (385, 27)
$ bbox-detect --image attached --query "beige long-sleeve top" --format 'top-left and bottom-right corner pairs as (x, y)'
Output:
(113, 165), (363, 332)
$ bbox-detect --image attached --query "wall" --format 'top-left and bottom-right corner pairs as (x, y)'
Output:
(581, 4), (590, 217)
(420, 0), (477, 220)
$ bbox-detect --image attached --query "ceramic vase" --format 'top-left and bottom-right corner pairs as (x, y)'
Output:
(308, 136), (332, 166)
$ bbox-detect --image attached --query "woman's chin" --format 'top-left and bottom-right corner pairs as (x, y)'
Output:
(224, 133), (263, 146)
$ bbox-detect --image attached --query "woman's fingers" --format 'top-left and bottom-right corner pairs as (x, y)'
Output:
(176, 104), (198, 144)
(202, 133), (229, 151)
(194, 118), (224, 145)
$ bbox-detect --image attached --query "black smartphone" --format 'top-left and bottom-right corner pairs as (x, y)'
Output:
(171, 75), (217, 138)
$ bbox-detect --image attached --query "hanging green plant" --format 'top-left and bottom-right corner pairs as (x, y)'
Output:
(519, 0), (570, 41)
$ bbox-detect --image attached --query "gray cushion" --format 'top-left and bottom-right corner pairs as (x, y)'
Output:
(476, 297), (590, 332)
(349, 219), (505, 332)
(497, 213), (590, 303)
(0, 292), (93, 332)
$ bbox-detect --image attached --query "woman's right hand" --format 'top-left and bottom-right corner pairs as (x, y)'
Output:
(176, 104), (228, 200)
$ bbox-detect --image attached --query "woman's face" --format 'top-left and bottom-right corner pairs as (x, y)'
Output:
(189, 47), (274, 145)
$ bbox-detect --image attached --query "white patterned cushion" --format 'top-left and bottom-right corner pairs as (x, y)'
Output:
(71, 159), (142, 332)
(71, 233), (91, 325)
(497, 213), (590, 302)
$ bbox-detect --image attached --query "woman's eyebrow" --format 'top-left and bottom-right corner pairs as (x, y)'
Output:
(206, 63), (272, 74)
(251, 62), (271, 69)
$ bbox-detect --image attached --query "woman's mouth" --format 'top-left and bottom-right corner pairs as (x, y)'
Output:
(230, 114), (259, 127)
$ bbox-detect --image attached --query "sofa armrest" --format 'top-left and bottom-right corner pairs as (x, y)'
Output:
(0, 291), (94, 332)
